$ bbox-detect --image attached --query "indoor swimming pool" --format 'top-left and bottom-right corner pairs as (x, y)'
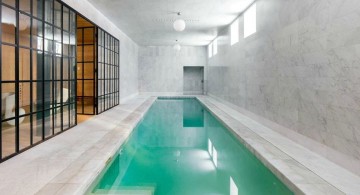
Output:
(88, 98), (293, 195)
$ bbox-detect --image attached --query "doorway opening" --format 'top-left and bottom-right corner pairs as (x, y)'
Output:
(183, 67), (204, 95)
(76, 15), (96, 123)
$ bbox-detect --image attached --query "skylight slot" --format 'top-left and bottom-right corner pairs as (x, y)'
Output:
(213, 38), (218, 55)
(244, 3), (256, 38)
(231, 19), (239, 45)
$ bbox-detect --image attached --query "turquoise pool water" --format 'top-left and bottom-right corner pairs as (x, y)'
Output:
(89, 98), (293, 195)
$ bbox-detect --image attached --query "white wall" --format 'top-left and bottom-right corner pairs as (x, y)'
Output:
(207, 0), (360, 173)
(61, 0), (139, 103)
(138, 46), (206, 95)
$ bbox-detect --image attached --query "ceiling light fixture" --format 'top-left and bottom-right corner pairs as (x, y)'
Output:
(173, 12), (186, 32)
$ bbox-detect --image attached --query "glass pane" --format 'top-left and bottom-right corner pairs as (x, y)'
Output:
(2, 6), (16, 44)
(32, 19), (43, 48)
(63, 104), (69, 129)
(69, 11), (76, 34)
(63, 7), (69, 31)
(77, 29), (83, 43)
(54, 57), (61, 80)
(62, 81), (69, 104)
(54, 107), (61, 133)
(77, 63), (83, 79)
(63, 32), (69, 55)
(19, 48), (31, 81)
(63, 57), (69, 80)
(33, 0), (43, 19)
(84, 97), (94, 114)
(83, 28), (94, 43)
(44, 108), (52, 138)
(2, 0), (15, 7)
(84, 63), (94, 79)
(44, 0), (53, 23)
(19, 0), (31, 14)
(1, 83), (15, 120)
(76, 45), (83, 61)
(32, 112), (42, 143)
(70, 103), (76, 126)
(19, 82), (31, 114)
(55, 41), (62, 56)
(44, 24), (53, 52)
(84, 45), (94, 61)
(2, 120), (16, 158)
(32, 82), (43, 112)
(54, 1), (61, 28)
(19, 115), (31, 150)
(77, 80), (82, 96)
(43, 81), (53, 108)
(70, 58), (76, 80)
(32, 50), (43, 81)
(19, 13), (31, 47)
(84, 80), (94, 97)
(2, 45), (15, 81)
(44, 54), (53, 80)
(70, 80), (76, 101)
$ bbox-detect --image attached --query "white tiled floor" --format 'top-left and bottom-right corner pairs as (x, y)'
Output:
(0, 95), (359, 195)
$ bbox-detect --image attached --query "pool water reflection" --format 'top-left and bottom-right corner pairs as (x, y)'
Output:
(90, 98), (293, 195)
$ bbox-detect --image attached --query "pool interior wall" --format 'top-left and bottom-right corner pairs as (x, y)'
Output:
(88, 98), (293, 195)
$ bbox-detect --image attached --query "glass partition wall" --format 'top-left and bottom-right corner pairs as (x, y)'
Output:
(97, 29), (119, 114)
(0, 0), (119, 162)
(0, 0), (76, 161)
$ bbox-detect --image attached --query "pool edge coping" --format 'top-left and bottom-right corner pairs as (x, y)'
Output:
(37, 95), (349, 195)
(196, 96), (345, 195)
(34, 97), (157, 195)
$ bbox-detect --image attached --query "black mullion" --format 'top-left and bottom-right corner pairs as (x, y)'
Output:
(74, 13), (77, 124)
(51, 0), (55, 136)
(92, 27), (95, 114)
(29, 0), (33, 145)
(0, 4), (2, 159)
(95, 27), (98, 114)
(15, 0), (20, 153)
(117, 40), (119, 106)
(67, 8), (70, 125)
(60, 3), (63, 131)
(81, 28), (84, 114)
(41, 0), (45, 140)
(103, 33), (106, 111)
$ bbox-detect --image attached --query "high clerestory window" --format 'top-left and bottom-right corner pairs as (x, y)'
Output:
(213, 38), (218, 55)
(244, 3), (256, 38)
(231, 19), (239, 45)
(208, 42), (213, 58)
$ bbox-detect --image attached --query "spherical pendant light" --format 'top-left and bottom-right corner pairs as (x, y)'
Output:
(173, 19), (186, 32)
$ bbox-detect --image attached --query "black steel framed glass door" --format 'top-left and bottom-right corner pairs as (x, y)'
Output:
(76, 15), (95, 115)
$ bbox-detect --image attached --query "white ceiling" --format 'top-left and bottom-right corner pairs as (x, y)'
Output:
(87, 0), (254, 46)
